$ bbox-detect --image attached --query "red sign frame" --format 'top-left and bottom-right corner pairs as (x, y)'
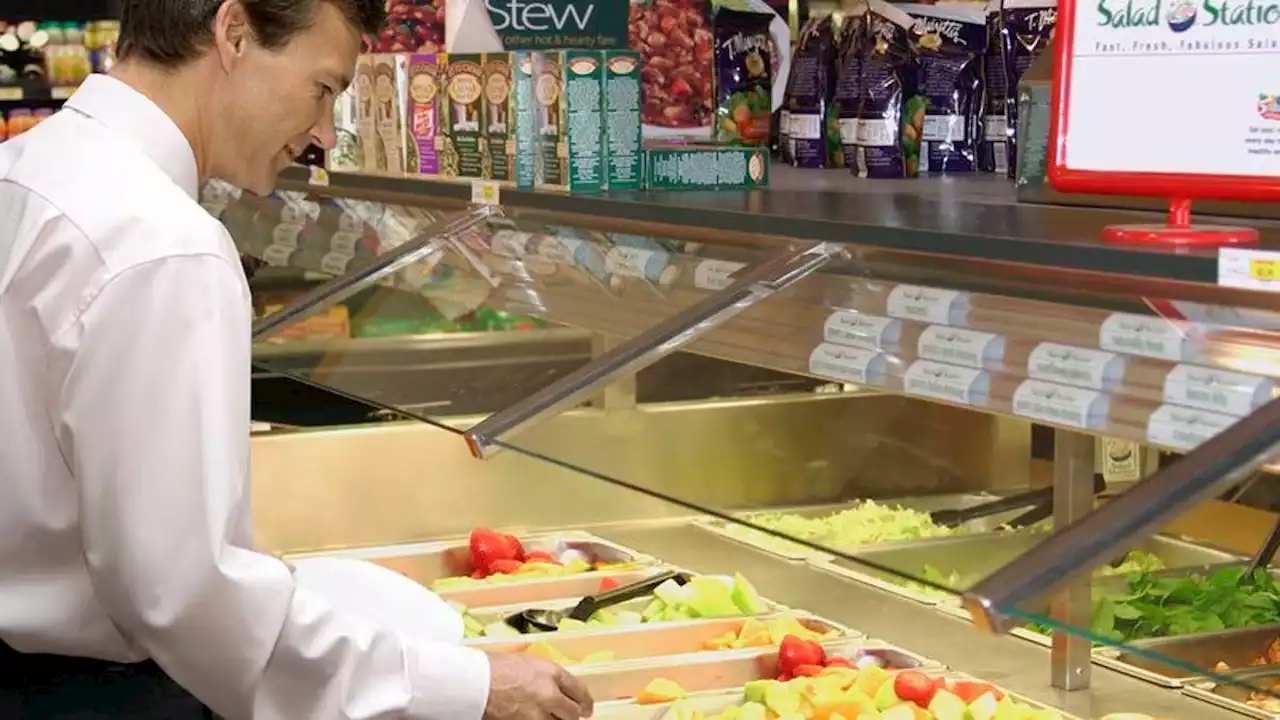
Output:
(1046, 0), (1280, 205)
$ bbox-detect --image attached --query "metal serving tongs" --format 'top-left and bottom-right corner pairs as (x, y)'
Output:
(1239, 514), (1280, 587)
(929, 475), (1107, 530)
(504, 570), (690, 633)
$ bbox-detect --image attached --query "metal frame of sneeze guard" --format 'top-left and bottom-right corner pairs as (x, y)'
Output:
(462, 242), (848, 459)
(964, 395), (1280, 635)
(251, 206), (499, 341)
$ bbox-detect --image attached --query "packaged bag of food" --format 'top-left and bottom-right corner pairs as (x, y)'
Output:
(630, 0), (716, 139)
(977, 5), (1007, 173)
(901, 3), (987, 174)
(837, 0), (919, 179)
(1000, 0), (1057, 178)
(712, 7), (775, 146)
(783, 15), (838, 168)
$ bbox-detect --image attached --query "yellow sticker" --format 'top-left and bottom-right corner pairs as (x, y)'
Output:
(1249, 258), (1279, 282)
(470, 180), (500, 206)
(0, 87), (22, 101)
(307, 166), (330, 187)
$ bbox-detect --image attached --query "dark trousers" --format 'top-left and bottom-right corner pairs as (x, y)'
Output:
(0, 641), (215, 719)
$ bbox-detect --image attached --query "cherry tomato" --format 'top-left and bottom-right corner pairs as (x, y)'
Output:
(525, 550), (560, 565)
(894, 670), (939, 707)
(951, 681), (1003, 704)
(469, 528), (507, 573)
(792, 664), (824, 677)
(778, 635), (825, 676)
(823, 657), (853, 669)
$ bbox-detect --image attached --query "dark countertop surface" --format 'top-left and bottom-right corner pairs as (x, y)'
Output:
(280, 165), (1280, 285)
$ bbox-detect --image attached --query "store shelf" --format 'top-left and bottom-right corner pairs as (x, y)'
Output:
(277, 165), (1280, 286)
(0, 0), (118, 21)
(0, 80), (78, 105)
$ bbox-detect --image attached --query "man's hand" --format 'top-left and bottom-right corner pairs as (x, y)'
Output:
(483, 652), (595, 720)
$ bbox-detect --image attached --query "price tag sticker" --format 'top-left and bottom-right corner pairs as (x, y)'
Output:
(307, 166), (330, 187)
(0, 87), (22, 101)
(1220, 248), (1280, 293)
(471, 180), (501, 206)
(51, 86), (76, 100)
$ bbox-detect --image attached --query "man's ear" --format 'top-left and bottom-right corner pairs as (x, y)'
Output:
(213, 0), (252, 71)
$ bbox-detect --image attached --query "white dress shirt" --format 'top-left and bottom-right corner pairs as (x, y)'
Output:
(0, 75), (490, 720)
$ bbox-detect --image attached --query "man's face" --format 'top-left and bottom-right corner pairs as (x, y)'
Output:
(219, 2), (361, 194)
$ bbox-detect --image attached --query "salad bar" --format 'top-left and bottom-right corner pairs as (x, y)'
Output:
(285, 500), (1280, 720)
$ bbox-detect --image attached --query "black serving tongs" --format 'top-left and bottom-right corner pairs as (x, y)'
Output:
(1239, 515), (1280, 587)
(504, 570), (690, 633)
(929, 475), (1107, 530)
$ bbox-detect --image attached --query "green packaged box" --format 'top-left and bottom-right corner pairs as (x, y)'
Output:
(440, 54), (487, 178)
(534, 50), (604, 193)
(512, 51), (537, 189)
(603, 50), (642, 191)
(643, 144), (770, 189)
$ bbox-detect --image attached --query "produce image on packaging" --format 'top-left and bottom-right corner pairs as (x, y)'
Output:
(838, 0), (920, 179)
(441, 54), (486, 178)
(371, 0), (444, 52)
(405, 53), (442, 175)
(784, 15), (839, 168)
(629, 0), (715, 138)
(901, 3), (986, 174)
(712, 7), (774, 146)
(999, 0), (1057, 179)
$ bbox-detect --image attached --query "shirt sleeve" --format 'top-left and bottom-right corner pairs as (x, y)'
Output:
(58, 252), (491, 720)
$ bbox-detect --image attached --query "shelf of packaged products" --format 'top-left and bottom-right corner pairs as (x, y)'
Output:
(0, 0), (119, 22)
(0, 81), (78, 103)
(276, 164), (1280, 286)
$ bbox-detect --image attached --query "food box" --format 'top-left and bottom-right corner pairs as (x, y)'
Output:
(604, 50), (643, 190)
(512, 51), (538, 188)
(327, 85), (361, 172)
(642, 143), (769, 189)
(534, 50), (606, 193)
(814, 532), (1243, 608)
(1096, 624), (1280, 688)
(693, 493), (1013, 562)
(472, 613), (858, 666)
(575, 637), (941, 703)
(353, 55), (381, 174)
(482, 52), (516, 183)
(1183, 665), (1280, 720)
(372, 54), (410, 175)
(404, 53), (443, 176)
(440, 53), (487, 178)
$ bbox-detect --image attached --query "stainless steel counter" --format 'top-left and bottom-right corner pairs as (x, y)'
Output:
(599, 522), (1240, 720)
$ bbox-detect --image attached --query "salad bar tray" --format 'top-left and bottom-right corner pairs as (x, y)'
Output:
(574, 637), (944, 702)
(1184, 666), (1280, 719)
(811, 533), (1242, 609)
(1097, 624), (1280, 688)
(468, 612), (861, 667)
(692, 494), (1014, 563)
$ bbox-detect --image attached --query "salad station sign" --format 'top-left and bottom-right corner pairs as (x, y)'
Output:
(1047, 0), (1280, 245)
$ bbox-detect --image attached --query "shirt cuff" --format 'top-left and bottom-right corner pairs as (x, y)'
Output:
(406, 643), (491, 720)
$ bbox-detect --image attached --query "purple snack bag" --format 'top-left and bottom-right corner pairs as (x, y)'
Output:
(837, 0), (918, 179)
(901, 3), (987, 174)
(785, 16), (837, 168)
(977, 8), (1007, 173)
(713, 8), (776, 147)
(1002, 0), (1058, 178)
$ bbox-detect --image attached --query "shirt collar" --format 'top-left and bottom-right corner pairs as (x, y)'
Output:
(65, 75), (200, 200)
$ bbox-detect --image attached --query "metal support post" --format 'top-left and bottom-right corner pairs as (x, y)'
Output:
(1051, 429), (1094, 691)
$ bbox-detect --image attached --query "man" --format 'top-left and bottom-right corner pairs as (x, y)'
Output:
(0, 1), (593, 718)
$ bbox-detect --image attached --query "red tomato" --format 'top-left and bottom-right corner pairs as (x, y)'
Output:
(526, 550), (559, 565)
(823, 657), (853, 669)
(488, 559), (524, 575)
(776, 673), (792, 682)
(894, 671), (938, 707)
(951, 681), (1003, 704)
(778, 635), (825, 676)
(807, 640), (827, 666)
(499, 534), (526, 562)
(670, 78), (692, 97)
(792, 664), (824, 677)
(470, 569), (488, 579)
(598, 576), (623, 592)
(469, 528), (507, 573)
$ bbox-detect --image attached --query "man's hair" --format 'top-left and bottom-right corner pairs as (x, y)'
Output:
(117, 0), (385, 66)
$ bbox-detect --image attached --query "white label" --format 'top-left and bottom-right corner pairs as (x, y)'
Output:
(847, 118), (895, 147)
(917, 326), (1004, 369)
(536, 236), (575, 264)
(271, 224), (303, 247)
(605, 246), (658, 278)
(1013, 379), (1109, 430)
(887, 285), (970, 325)
(779, 110), (791, 136)
(983, 115), (1008, 141)
(329, 231), (362, 255)
(261, 244), (294, 268)
(1099, 312), (1201, 362)
(922, 114), (966, 142)
(789, 113), (823, 140)
(823, 312), (901, 352)
(1163, 364), (1273, 416)
(694, 260), (746, 290)
(1219, 248), (1280, 293)
(491, 230), (532, 258)
(338, 211), (363, 233)
(471, 180), (501, 205)
(1062, 2), (1277, 179)
(1147, 405), (1239, 451)
(904, 360), (989, 406)
(1027, 342), (1125, 391)
(808, 343), (884, 385)
(319, 252), (353, 276)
